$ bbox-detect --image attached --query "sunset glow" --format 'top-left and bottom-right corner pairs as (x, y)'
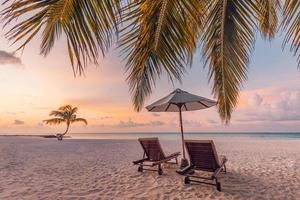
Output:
(0, 29), (299, 134)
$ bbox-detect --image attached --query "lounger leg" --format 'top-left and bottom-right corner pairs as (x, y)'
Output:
(223, 164), (227, 174)
(138, 165), (143, 172)
(215, 178), (221, 192)
(158, 164), (163, 175)
(184, 176), (190, 184)
(175, 157), (178, 164)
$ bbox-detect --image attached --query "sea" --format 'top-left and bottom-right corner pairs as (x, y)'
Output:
(70, 132), (300, 140)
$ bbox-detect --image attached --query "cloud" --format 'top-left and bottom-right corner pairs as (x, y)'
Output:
(6, 111), (16, 115)
(236, 114), (300, 123)
(149, 120), (166, 126)
(169, 118), (202, 127)
(100, 116), (113, 120)
(96, 119), (166, 128)
(116, 119), (147, 128)
(37, 122), (44, 127)
(248, 93), (263, 107)
(182, 120), (202, 127)
(14, 120), (25, 125)
(236, 90), (300, 123)
(0, 51), (22, 65)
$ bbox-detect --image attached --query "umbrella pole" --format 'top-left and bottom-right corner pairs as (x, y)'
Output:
(179, 107), (189, 168)
(179, 108), (185, 159)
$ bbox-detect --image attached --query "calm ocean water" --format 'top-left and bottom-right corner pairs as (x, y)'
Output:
(70, 132), (300, 140)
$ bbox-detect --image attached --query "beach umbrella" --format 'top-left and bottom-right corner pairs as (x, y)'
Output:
(146, 88), (217, 167)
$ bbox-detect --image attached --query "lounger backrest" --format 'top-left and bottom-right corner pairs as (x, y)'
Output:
(138, 138), (166, 161)
(185, 140), (220, 171)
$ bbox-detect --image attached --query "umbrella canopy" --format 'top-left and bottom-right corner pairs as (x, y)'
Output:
(146, 88), (217, 112)
(146, 88), (217, 167)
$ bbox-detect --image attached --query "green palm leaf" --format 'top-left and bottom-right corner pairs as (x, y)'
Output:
(256, 0), (281, 40)
(2, 0), (299, 123)
(119, 0), (205, 111)
(202, 0), (258, 123)
(71, 118), (88, 125)
(43, 118), (66, 125)
(49, 110), (67, 118)
(71, 107), (78, 115)
(44, 105), (87, 136)
(2, 0), (121, 75)
(58, 105), (73, 111)
(282, 0), (300, 66)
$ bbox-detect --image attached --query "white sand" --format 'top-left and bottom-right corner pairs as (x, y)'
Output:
(0, 136), (300, 200)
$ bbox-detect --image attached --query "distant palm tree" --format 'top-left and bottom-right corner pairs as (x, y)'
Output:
(2, 0), (299, 123)
(43, 105), (87, 140)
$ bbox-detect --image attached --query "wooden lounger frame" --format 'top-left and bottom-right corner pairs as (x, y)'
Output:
(133, 137), (180, 175)
(177, 140), (227, 191)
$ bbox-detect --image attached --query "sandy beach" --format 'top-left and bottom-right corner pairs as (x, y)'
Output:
(0, 136), (300, 200)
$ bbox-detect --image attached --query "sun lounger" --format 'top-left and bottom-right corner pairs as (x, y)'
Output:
(133, 137), (180, 175)
(177, 140), (227, 191)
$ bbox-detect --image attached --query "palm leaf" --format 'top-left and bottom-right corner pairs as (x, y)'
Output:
(58, 105), (72, 111)
(282, 0), (300, 66)
(119, 0), (205, 111)
(201, 0), (258, 123)
(153, 0), (169, 50)
(49, 110), (67, 118)
(45, 105), (87, 128)
(43, 118), (66, 125)
(256, 0), (281, 40)
(71, 118), (88, 125)
(3, 0), (295, 124)
(2, 0), (121, 75)
(71, 106), (78, 115)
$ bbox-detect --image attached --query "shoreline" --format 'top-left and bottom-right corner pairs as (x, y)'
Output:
(1, 133), (300, 141)
(0, 135), (72, 139)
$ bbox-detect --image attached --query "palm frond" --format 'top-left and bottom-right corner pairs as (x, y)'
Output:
(71, 118), (88, 125)
(49, 110), (67, 118)
(45, 105), (87, 128)
(202, 0), (257, 123)
(71, 107), (78, 115)
(3, 0), (294, 124)
(153, 0), (169, 50)
(58, 105), (72, 111)
(282, 0), (300, 66)
(256, 0), (281, 40)
(2, 0), (121, 75)
(43, 118), (66, 125)
(119, 0), (205, 111)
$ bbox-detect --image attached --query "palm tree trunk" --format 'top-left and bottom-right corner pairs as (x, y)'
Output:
(62, 123), (70, 136)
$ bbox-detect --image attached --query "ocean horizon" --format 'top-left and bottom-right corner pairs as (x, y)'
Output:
(1, 132), (300, 140)
(66, 132), (300, 140)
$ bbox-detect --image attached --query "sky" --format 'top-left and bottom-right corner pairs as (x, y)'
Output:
(0, 19), (299, 134)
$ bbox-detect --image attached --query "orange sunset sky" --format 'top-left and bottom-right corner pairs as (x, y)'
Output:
(0, 20), (299, 134)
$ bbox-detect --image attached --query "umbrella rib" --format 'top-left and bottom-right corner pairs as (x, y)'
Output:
(165, 103), (172, 111)
(198, 101), (209, 108)
(183, 103), (188, 111)
(148, 107), (156, 111)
